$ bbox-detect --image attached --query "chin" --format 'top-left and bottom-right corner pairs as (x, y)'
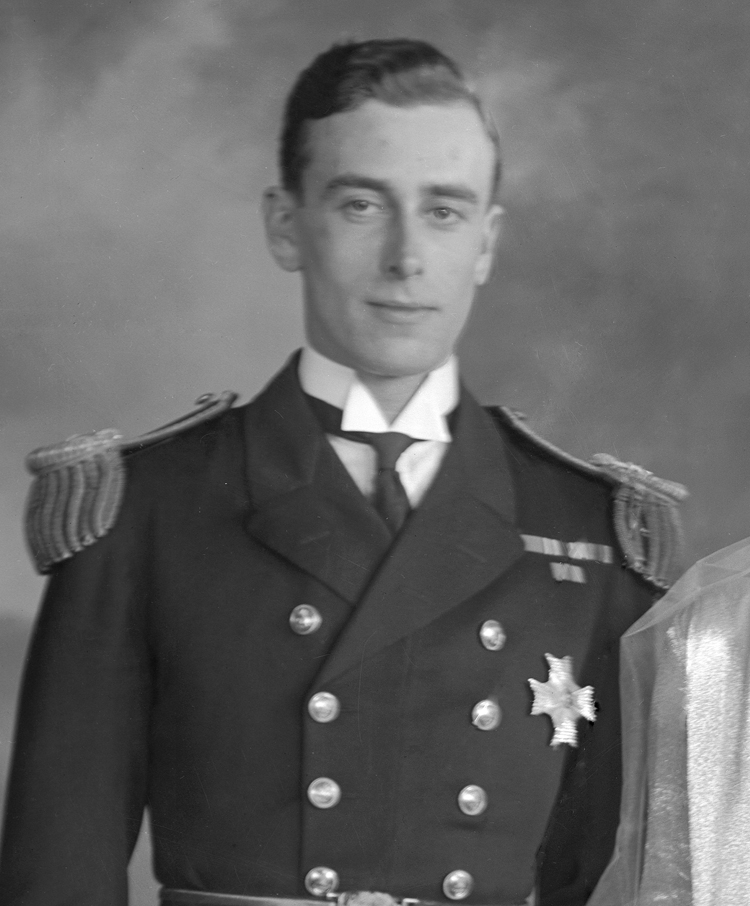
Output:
(357, 344), (447, 380)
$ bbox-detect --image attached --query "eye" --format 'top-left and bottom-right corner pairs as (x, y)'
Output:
(342, 198), (383, 218)
(429, 206), (462, 225)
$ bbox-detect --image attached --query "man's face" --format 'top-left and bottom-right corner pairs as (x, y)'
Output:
(265, 99), (502, 380)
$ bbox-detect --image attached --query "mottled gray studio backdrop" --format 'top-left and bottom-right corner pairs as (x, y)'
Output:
(1, 0), (749, 900)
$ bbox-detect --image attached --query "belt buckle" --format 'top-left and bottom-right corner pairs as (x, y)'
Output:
(330, 893), (421, 906)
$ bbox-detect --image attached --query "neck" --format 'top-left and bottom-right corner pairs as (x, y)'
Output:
(357, 371), (428, 424)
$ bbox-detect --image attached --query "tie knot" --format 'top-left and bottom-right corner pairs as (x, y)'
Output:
(364, 431), (416, 470)
(304, 395), (417, 470)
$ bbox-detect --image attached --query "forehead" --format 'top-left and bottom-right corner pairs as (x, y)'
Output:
(301, 100), (497, 200)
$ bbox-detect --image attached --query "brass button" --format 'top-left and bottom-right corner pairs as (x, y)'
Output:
(289, 604), (322, 635)
(307, 777), (341, 809)
(305, 866), (339, 897)
(479, 619), (506, 651)
(443, 870), (474, 900)
(471, 699), (501, 731)
(308, 692), (341, 723)
(457, 784), (488, 816)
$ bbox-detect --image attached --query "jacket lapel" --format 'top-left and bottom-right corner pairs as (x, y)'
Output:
(314, 388), (525, 687)
(242, 356), (392, 604)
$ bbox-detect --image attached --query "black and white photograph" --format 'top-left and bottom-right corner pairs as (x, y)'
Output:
(1, 2), (749, 904)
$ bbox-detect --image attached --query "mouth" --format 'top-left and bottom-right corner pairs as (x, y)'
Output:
(367, 300), (437, 323)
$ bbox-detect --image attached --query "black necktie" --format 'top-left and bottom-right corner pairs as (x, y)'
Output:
(305, 395), (417, 534)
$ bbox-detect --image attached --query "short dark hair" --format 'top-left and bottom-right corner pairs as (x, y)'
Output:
(280, 39), (502, 201)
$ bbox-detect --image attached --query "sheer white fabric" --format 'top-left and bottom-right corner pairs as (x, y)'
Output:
(588, 537), (750, 906)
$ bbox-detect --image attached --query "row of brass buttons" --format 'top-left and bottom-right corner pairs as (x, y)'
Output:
(307, 690), (501, 733)
(297, 609), (506, 900)
(304, 867), (475, 901)
(306, 777), (488, 817)
(290, 606), (506, 654)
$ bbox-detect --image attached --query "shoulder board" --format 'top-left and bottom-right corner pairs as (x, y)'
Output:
(489, 406), (606, 480)
(25, 392), (238, 575)
(490, 405), (689, 591)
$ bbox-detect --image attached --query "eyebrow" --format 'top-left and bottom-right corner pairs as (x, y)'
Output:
(322, 175), (389, 197)
(425, 183), (480, 205)
(322, 174), (480, 206)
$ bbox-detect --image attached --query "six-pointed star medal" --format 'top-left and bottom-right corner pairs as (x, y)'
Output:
(529, 654), (596, 747)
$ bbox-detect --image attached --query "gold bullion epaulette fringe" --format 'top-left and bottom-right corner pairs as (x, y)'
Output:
(25, 392), (238, 574)
(492, 406), (689, 591)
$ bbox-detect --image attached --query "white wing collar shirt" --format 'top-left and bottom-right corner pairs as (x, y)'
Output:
(298, 346), (459, 508)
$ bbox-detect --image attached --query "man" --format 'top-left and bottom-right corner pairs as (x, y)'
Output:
(0, 39), (686, 906)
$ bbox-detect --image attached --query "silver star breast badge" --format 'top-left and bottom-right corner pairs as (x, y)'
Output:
(529, 654), (596, 747)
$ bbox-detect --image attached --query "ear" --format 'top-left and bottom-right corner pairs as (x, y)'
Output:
(474, 204), (504, 286)
(262, 187), (302, 272)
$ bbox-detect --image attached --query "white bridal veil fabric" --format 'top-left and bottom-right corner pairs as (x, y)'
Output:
(588, 537), (750, 906)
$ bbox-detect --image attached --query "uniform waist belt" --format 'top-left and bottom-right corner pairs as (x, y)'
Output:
(160, 889), (529, 906)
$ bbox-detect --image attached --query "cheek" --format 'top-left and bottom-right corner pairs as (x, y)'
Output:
(436, 241), (483, 290)
(310, 228), (375, 287)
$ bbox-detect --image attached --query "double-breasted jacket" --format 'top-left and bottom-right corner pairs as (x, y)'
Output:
(0, 358), (660, 906)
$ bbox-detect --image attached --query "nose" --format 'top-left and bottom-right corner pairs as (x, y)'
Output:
(383, 212), (424, 279)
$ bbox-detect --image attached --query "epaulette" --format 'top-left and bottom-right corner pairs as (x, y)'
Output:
(25, 392), (238, 575)
(491, 406), (689, 591)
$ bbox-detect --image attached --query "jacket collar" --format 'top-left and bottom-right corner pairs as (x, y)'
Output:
(241, 355), (524, 681)
(242, 354), (393, 604)
(313, 381), (524, 686)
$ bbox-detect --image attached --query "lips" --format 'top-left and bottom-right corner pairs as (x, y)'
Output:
(367, 300), (436, 323)
(368, 298), (433, 308)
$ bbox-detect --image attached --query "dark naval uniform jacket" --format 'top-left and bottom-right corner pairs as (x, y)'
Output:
(0, 357), (663, 906)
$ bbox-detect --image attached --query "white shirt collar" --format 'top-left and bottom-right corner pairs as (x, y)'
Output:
(298, 346), (459, 442)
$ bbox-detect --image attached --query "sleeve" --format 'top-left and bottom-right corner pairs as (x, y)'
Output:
(0, 482), (153, 906)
